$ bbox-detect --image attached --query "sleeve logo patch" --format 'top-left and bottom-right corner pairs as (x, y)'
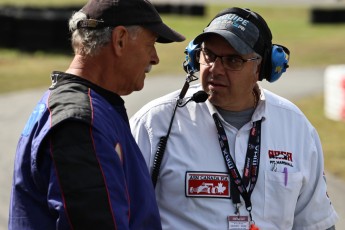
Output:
(22, 103), (46, 137)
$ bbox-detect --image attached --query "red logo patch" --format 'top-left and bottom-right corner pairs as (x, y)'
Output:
(185, 172), (230, 198)
(268, 150), (294, 169)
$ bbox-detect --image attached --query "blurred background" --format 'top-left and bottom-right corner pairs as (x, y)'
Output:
(1, 0), (345, 90)
(1, 0), (345, 229)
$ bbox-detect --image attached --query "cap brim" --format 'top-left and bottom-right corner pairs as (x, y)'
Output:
(193, 31), (254, 55)
(144, 23), (185, 43)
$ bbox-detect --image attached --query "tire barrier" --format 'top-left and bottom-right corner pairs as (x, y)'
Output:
(0, 6), (79, 53)
(311, 7), (345, 24)
(0, 4), (205, 53)
(155, 4), (205, 16)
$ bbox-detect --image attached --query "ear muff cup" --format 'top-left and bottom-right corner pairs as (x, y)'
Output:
(183, 40), (200, 73)
(268, 45), (290, 82)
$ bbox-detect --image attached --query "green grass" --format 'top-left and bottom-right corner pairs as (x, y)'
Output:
(0, 49), (72, 93)
(0, 3), (345, 180)
(295, 94), (345, 180)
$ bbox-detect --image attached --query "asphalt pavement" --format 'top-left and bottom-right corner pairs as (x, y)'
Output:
(1, 67), (344, 229)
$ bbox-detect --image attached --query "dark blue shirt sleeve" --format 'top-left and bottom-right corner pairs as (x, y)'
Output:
(49, 120), (117, 229)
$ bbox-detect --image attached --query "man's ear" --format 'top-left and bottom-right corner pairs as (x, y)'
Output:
(112, 26), (128, 56)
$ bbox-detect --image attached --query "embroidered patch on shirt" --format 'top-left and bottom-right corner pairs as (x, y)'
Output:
(268, 150), (294, 171)
(185, 172), (230, 198)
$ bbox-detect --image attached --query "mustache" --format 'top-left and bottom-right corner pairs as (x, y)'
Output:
(145, 65), (152, 73)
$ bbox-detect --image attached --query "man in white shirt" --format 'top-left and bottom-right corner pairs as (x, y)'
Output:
(130, 7), (338, 230)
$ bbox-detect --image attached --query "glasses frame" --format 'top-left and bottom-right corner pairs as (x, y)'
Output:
(196, 48), (261, 71)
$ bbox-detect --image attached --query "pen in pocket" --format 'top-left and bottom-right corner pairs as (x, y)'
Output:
(283, 167), (288, 186)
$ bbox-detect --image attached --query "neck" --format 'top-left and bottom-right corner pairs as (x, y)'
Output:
(66, 55), (101, 79)
(217, 89), (259, 112)
(65, 53), (120, 94)
(217, 106), (255, 129)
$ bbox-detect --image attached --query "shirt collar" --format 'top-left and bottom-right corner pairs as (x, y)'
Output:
(204, 83), (267, 123)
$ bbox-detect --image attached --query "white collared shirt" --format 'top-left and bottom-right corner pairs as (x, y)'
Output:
(130, 83), (338, 230)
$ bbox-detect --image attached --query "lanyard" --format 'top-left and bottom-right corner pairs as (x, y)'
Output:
(212, 113), (262, 217)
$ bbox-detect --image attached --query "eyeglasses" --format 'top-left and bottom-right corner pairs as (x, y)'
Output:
(196, 48), (261, 71)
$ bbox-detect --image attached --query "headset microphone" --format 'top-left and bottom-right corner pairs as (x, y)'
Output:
(192, 90), (209, 103)
(178, 90), (208, 107)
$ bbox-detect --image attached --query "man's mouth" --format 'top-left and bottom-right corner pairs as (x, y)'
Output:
(208, 81), (226, 88)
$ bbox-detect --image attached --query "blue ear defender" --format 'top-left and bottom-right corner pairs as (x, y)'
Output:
(269, 44), (290, 82)
(183, 40), (200, 74)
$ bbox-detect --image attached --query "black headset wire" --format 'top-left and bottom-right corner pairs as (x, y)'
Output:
(151, 70), (199, 188)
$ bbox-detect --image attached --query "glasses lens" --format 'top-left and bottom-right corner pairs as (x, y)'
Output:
(198, 49), (251, 71)
(223, 56), (244, 70)
(198, 49), (214, 66)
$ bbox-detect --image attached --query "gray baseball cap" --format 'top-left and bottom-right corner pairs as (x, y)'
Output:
(193, 11), (260, 55)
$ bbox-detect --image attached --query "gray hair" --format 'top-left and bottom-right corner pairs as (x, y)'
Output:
(69, 11), (142, 56)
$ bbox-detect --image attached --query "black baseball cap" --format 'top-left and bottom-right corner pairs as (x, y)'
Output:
(193, 8), (260, 55)
(77, 0), (185, 43)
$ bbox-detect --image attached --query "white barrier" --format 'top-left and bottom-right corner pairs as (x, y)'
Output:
(324, 65), (345, 121)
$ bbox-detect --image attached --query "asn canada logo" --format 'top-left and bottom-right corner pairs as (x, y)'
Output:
(268, 150), (293, 171)
(185, 172), (230, 198)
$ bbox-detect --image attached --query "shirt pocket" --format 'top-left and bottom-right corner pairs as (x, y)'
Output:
(264, 170), (303, 228)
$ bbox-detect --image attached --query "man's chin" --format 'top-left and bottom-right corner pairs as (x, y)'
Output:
(207, 93), (219, 104)
(210, 89), (228, 103)
(135, 82), (145, 92)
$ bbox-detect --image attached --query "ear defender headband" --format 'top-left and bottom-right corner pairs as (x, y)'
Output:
(240, 8), (290, 82)
(183, 7), (290, 83)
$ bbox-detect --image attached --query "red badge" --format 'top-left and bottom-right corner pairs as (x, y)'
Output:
(185, 172), (230, 198)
